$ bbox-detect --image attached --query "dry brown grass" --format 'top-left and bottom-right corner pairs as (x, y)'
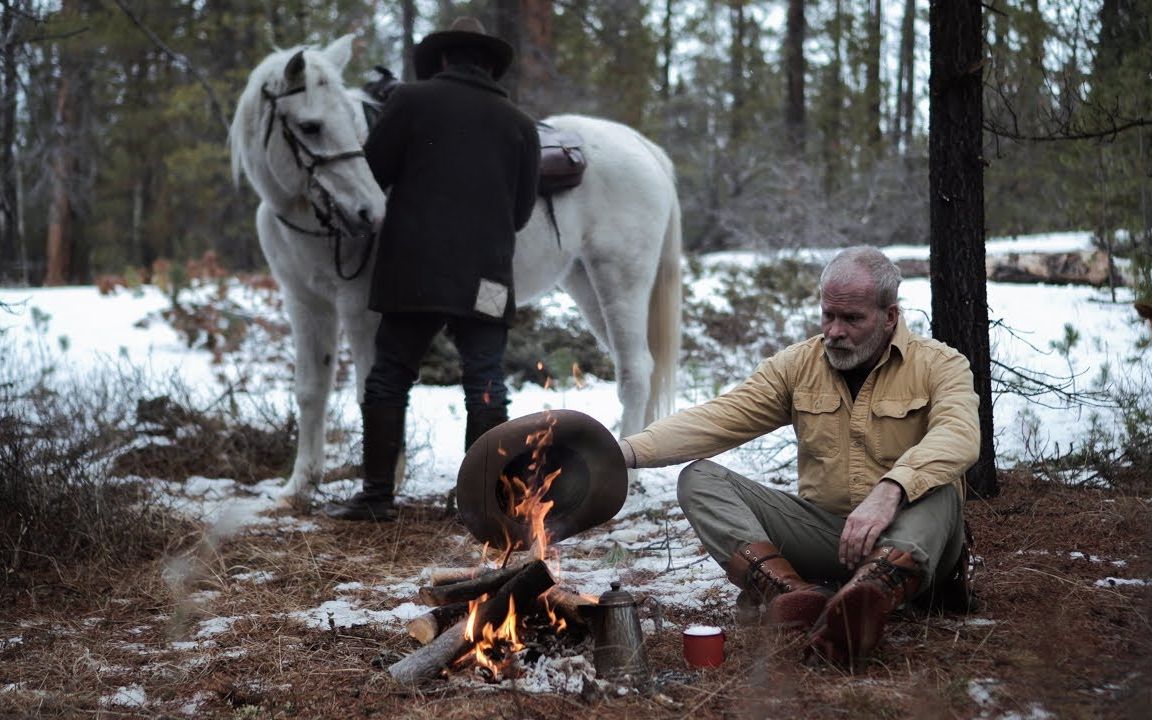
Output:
(1, 472), (1150, 719)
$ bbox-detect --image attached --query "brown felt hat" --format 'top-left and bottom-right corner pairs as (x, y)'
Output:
(413, 16), (515, 81)
(456, 409), (629, 548)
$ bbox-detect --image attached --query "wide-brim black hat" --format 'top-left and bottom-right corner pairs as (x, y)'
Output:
(456, 409), (628, 548)
(413, 16), (514, 81)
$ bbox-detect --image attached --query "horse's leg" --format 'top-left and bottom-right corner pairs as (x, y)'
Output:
(281, 290), (339, 507)
(562, 258), (654, 438)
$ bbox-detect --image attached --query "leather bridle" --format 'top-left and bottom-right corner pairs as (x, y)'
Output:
(261, 84), (374, 281)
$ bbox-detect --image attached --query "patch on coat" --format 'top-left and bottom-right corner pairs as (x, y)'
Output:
(475, 279), (509, 318)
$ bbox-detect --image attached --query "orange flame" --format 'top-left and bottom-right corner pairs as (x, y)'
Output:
(572, 362), (586, 389)
(463, 595), (524, 677)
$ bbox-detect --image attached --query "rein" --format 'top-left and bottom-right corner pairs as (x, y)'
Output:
(261, 84), (374, 281)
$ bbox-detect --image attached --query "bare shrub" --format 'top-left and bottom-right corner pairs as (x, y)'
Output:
(0, 366), (185, 586)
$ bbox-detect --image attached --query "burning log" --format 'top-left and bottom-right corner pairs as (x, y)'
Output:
(542, 586), (597, 628)
(389, 560), (557, 684)
(406, 602), (470, 645)
(417, 562), (530, 606)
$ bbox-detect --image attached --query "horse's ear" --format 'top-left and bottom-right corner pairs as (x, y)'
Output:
(284, 50), (306, 86)
(322, 34), (355, 73)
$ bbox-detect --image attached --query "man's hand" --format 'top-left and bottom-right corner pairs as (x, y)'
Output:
(839, 480), (904, 569)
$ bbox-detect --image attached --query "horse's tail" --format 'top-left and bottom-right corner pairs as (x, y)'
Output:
(638, 136), (682, 425)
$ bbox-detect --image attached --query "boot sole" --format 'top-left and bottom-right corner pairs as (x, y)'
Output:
(809, 583), (889, 669)
(767, 589), (832, 631)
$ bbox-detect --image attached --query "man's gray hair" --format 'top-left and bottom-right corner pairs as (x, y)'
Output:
(819, 246), (902, 307)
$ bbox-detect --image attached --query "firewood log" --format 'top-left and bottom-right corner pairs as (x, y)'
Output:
(417, 562), (529, 606)
(541, 586), (596, 628)
(389, 560), (556, 684)
(406, 602), (470, 645)
(425, 567), (488, 586)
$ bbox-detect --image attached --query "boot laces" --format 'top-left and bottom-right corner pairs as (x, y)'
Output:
(862, 555), (915, 593)
(748, 557), (793, 597)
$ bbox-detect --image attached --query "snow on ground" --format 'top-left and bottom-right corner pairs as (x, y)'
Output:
(2, 231), (1148, 694)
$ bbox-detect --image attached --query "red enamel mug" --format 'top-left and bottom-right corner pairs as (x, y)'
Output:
(683, 625), (725, 667)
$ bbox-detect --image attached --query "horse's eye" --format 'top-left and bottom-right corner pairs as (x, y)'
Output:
(299, 121), (322, 135)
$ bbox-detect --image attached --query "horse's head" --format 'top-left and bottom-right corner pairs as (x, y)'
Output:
(231, 35), (385, 239)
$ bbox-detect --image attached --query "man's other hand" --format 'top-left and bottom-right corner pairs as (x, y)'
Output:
(839, 479), (904, 569)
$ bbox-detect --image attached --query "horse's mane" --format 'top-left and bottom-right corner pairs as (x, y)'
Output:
(229, 43), (361, 188)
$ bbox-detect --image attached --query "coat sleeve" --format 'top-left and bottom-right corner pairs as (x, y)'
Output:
(623, 353), (796, 468)
(512, 119), (540, 231)
(363, 87), (410, 192)
(882, 348), (981, 502)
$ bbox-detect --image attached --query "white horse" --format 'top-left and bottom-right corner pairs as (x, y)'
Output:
(230, 36), (682, 505)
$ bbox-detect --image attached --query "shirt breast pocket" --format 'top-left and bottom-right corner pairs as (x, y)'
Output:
(868, 397), (930, 463)
(793, 391), (842, 460)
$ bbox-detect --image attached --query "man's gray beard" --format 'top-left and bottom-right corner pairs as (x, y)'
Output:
(824, 323), (890, 371)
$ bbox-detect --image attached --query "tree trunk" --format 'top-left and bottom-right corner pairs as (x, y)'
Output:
(784, 0), (806, 151)
(728, 0), (748, 145)
(822, 0), (844, 196)
(660, 0), (674, 100)
(45, 71), (74, 286)
(894, 0), (916, 148)
(520, 0), (555, 116)
(865, 0), (883, 152)
(401, 0), (416, 81)
(1, 0), (23, 281)
(929, 0), (997, 498)
(494, 0), (521, 102)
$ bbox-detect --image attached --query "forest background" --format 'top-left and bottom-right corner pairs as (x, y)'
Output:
(0, 0), (1148, 287)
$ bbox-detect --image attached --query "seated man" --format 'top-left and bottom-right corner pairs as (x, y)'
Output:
(620, 246), (980, 668)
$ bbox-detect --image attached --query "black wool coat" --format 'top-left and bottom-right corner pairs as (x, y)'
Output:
(363, 66), (540, 324)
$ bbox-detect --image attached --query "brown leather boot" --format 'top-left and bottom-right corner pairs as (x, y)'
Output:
(727, 542), (833, 630)
(807, 546), (922, 669)
(323, 404), (404, 521)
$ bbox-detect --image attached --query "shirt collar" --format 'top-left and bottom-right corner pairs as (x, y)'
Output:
(882, 314), (910, 365)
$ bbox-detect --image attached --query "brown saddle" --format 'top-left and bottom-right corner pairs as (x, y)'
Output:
(536, 122), (586, 196)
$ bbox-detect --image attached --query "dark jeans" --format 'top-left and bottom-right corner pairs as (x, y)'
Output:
(363, 312), (509, 411)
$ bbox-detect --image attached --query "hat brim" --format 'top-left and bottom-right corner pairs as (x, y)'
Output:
(456, 409), (628, 547)
(413, 30), (514, 81)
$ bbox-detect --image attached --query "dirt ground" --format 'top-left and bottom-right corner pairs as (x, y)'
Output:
(1, 469), (1149, 719)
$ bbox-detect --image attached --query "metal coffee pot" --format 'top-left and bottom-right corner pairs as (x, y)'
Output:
(579, 581), (650, 684)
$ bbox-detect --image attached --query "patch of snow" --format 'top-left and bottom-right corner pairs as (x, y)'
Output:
(289, 598), (424, 630)
(231, 570), (275, 584)
(100, 684), (147, 708)
(1095, 577), (1148, 588)
(196, 616), (241, 638)
(333, 581), (365, 592)
(178, 690), (213, 715)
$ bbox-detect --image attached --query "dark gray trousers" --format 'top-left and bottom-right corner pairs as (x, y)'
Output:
(676, 460), (965, 599)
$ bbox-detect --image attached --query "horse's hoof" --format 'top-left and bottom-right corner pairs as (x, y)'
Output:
(276, 488), (314, 512)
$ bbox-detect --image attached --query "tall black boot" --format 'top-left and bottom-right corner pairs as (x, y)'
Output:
(323, 404), (405, 521)
(464, 406), (509, 451)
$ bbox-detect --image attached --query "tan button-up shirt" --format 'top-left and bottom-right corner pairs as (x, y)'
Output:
(625, 316), (981, 516)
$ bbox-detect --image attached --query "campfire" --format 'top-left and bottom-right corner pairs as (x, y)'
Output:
(387, 413), (606, 685)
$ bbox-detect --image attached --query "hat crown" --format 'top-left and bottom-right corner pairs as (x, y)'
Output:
(447, 16), (488, 35)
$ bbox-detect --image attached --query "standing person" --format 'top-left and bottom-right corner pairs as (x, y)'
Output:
(619, 246), (980, 668)
(324, 17), (540, 522)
